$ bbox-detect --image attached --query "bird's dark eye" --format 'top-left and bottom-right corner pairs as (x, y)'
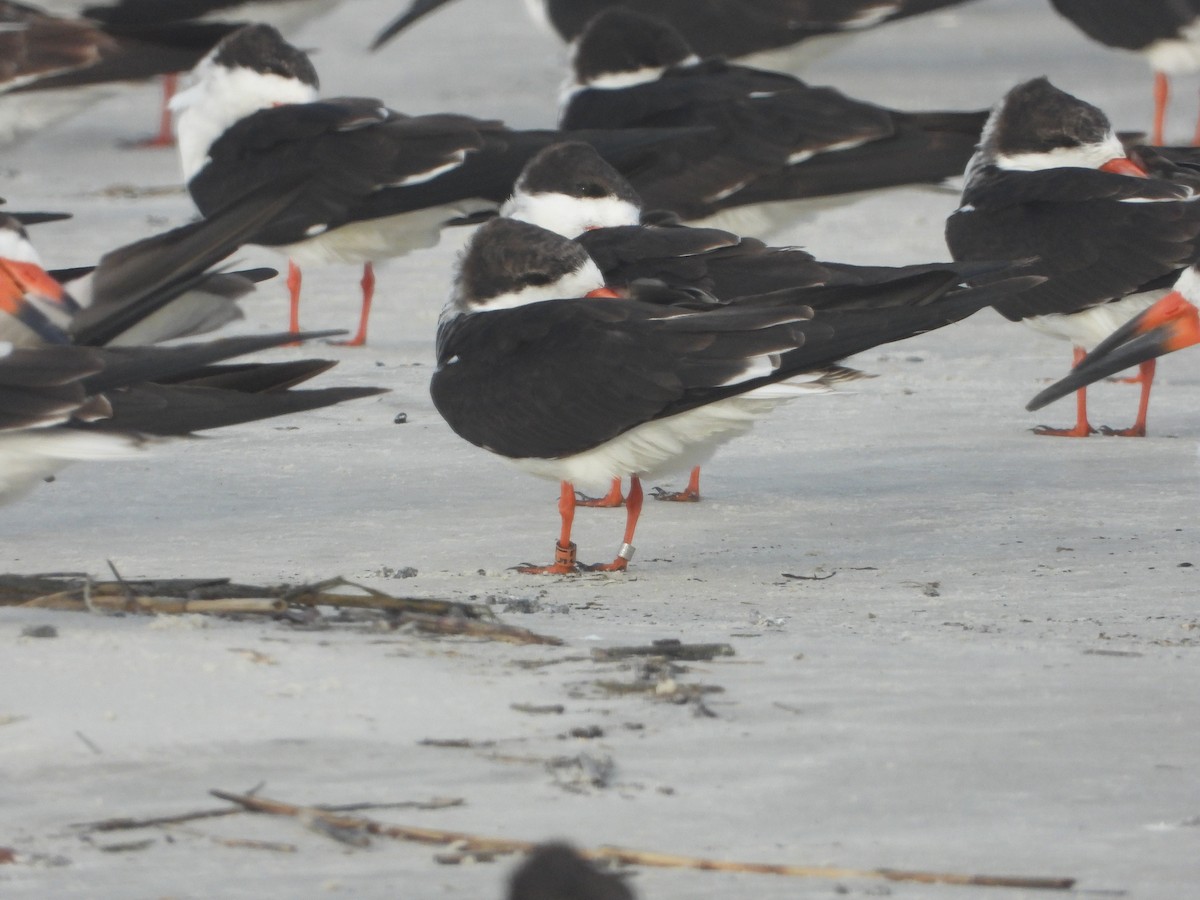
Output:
(575, 182), (607, 199)
(519, 272), (554, 288)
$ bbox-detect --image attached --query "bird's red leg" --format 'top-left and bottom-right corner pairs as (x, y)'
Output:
(1154, 71), (1169, 146)
(1104, 294), (1200, 434)
(286, 260), (303, 335)
(1103, 359), (1156, 437)
(1034, 346), (1095, 437)
(584, 476), (643, 572)
(134, 74), (178, 148)
(1194, 86), (1200, 146)
(576, 477), (625, 507)
(333, 262), (375, 347)
(516, 481), (580, 575)
(652, 465), (702, 502)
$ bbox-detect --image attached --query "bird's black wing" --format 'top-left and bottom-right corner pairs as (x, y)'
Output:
(946, 166), (1199, 319)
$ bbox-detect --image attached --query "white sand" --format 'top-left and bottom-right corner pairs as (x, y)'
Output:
(2, 1), (1198, 897)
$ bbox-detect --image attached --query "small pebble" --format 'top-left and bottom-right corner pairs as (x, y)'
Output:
(21, 625), (57, 639)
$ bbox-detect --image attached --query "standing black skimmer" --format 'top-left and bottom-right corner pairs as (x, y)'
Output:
(0, 1), (243, 145)
(431, 218), (1027, 574)
(552, 9), (987, 235)
(503, 140), (1037, 503)
(0, 331), (384, 505)
(28, 0), (348, 145)
(0, 177), (305, 350)
(1049, 0), (1200, 146)
(53, 0), (344, 30)
(373, 0), (979, 74)
(172, 24), (712, 346)
(1027, 266), (1200, 415)
(945, 77), (1200, 437)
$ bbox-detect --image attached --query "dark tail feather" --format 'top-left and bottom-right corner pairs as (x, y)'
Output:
(10, 211), (72, 226)
(82, 331), (348, 392)
(370, 0), (459, 50)
(94, 382), (386, 436)
(164, 359), (339, 392)
(70, 178), (305, 346)
(1027, 293), (1200, 411)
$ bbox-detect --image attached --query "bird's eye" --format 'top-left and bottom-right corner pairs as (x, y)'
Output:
(520, 272), (554, 288)
(575, 182), (607, 199)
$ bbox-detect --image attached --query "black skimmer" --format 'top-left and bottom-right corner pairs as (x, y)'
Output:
(172, 23), (709, 346)
(28, 0), (348, 145)
(552, 9), (987, 235)
(1028, 266), (1200, 415)
(0, 179), (383, 505)
(1049, 0), (1200, 146)
(507, 843), (634, 900)
(0, 329), (385, 505)
(57, 0), (344, 31)
(503, 140), (1037, 503)
(945, 76), (1200, 437)
(373, 0), (979, 74)
(431, 217), (1028, 574)
(0, 1), (244, 145)
(0, 176), (304, 349)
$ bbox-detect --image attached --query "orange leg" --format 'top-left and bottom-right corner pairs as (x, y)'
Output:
(137, 74), (178, 148)
(286, 260), (302, 334)
(1153, 71), (1168, 146)
(576, 477), (625, 508)
(652, 465), (702, 502)
(1102, 359), (1155, 437)
(1034, 346), (1095, 437)
(583, 476), (643, 573)
(516, 481), (580, 575)
(1194, 86), (1200, 146)
(333, 262), (375, 347)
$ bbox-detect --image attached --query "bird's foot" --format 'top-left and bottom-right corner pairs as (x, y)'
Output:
(579, 543), (634, 573)
(581, 559), (629, 573)
(650, 486), (700, 502)
(514, 542), (580, 575)
(1032, 424), (1095, 437)
(575, 484), (624, 508)
(1099, 424), (1147, 437)
(124, 132), (175, 150)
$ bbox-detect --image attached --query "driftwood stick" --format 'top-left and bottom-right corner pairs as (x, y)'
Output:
(73, 797), (463, 834)
(592, 641), (734, 661)
(209, 790), (1075, 890)
(74, 807), (242, 832)
(584, 847), (1076, 889)
(211, 790), (538, 854)
(289, 591), (480, 616)
(284, 577), (487, 618)
(179, 599), (287, 614)
(394, 612), (563, 646)
(21, 593), (286, 614)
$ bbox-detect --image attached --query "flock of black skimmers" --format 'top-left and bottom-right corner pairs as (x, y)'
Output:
(3, 0), (1200, 575)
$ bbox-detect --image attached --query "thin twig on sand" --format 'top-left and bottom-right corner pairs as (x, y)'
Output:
(592, 641), (734, 662)
(3, 574), (560, 643)
(209, 790), (1077, 890)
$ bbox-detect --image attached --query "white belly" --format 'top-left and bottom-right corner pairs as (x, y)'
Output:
(509, 375), (856, 492)
(1146, 22), (1200, 75)
(282, 202), (492, 267)
(0, 430), (147, 506)
(1024, 292), (1166, 349)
